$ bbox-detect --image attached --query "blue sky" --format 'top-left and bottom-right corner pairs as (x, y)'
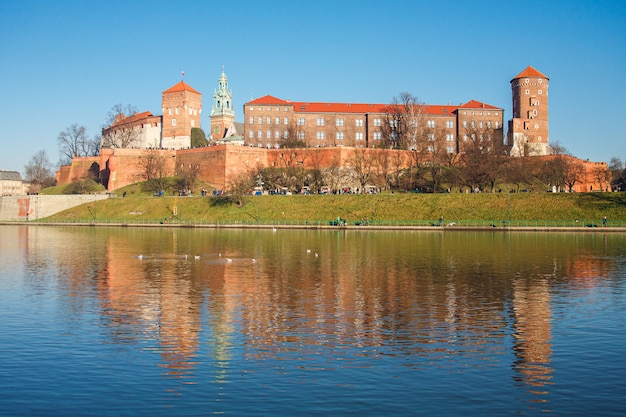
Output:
(1, 0), (625, 174)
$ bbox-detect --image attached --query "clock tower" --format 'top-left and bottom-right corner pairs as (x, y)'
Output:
(210, 67), (236, 141)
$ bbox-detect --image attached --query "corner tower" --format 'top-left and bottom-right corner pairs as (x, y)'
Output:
(161, 81), (202, 149)
(508, 66), (550, 156)
(210, 67), (235, 141)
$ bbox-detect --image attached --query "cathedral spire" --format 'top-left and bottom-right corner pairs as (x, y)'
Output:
(210, 67), (236, 141)
(211, 67), (234, 117)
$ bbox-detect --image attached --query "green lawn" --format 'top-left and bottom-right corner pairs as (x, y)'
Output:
(43, 191), (626, 225)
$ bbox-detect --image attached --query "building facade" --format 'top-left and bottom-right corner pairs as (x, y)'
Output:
(161, 81), (202, 149)
(508, 66), (550, 156)
(242, 96), (504, 156)
(101, 111), (162, 149)
(0, 170), (29, 196)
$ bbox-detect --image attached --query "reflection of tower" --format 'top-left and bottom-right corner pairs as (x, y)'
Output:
(210, 67), (235, 141)
(512, 277), (553, 390)
(508, 66), (550, 157)
(100, 235), (201, 377)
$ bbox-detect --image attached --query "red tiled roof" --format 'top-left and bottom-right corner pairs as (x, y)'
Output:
(291, 102), (389, 113)
(246, 95), (292, 105)
(110, 111), (155, 128)
(512, 66), (548, 80)
(246, 96), (500, 115)
(162, 81), (201, 95)
(421, 105), (460, 115)
(458, 100), (501, 110)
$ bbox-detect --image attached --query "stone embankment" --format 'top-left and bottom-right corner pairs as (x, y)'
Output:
(0, 195), (109, 221)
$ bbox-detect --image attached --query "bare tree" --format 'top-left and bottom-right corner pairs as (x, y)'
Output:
(321, 155), (344, 192)
(562, 157), (584, 192)
(227, 170), (256, 207)
(24, 149), (55, 192)
(105, 103), (139, 126)
(541, 157), (566, 191)
(138, 149), (169, 193)
(609, 157), (625, 191)
(459, 125), (504, 192)
(550, 141), (570, 155)
(388, 149), (406, 189)
(101, 104), (141, 149)
(372, 149), (392, 191)
(281, 122), (307, 148)
(350, 148), (376, 190)
(423, 125), (458, 192)
(307, 149), (327, 192)
(592, 164), (611, 192)
(57, 123), (93, 165)
(503, 157), (534, 192)
(382, 92), (426, 151)
(175, 162), (200, 193)
(89, 134), (101, 156)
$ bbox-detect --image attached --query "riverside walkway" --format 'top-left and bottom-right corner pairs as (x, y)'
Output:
(3, 219), (626, 232)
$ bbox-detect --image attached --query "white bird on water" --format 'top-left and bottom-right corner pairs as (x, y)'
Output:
(307, 249), (311, 253)
(194, 255), (200, 260)
(252, 259), (256, 263)
(227, 258), (233, 263)
(137, 254), (144, 259)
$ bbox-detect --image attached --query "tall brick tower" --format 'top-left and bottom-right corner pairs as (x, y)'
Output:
(161, 80), (202, 149)
(508, 66), (550, 156)
(209, 67), (236, 141)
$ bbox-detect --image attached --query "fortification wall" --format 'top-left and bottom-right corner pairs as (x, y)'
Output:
(54, 146), (609, 194)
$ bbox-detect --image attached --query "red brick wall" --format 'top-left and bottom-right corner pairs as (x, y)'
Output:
(57, 146), (609, 194)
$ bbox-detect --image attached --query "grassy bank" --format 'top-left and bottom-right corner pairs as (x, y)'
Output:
(42, 191), (626, 225)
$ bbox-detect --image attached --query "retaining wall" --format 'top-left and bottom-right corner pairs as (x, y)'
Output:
(0, 195), (109, 221)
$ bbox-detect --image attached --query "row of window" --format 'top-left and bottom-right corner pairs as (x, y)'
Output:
(241, 141), (461, 154)
(248, 130), (462, 142)
(166, 108), (199, 116)
(248, 116), (503, 129)
(461, 120), (500, 129)
(462, 133), (492, 142)
(250, 116), (290, 125)
(248, 131), (284, 139)
(461, 111), (500, 116)
(297, 117), (367, 127)
(170, 119), (196, 127)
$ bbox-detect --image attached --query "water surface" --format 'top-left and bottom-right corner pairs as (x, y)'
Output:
(1, 226), (625, 416)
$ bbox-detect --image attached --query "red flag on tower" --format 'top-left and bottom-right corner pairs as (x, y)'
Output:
(181, 70), (185, 78)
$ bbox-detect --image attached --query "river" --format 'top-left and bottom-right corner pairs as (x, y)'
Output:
(1, 225), (625, 416)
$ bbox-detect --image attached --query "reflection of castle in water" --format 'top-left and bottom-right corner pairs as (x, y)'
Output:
(45, 228), (618, 393)
(512, 278), (553, 391)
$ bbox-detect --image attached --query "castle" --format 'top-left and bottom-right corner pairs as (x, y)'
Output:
(56, 66), (610, 193)
(101, 68), (242, 150)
